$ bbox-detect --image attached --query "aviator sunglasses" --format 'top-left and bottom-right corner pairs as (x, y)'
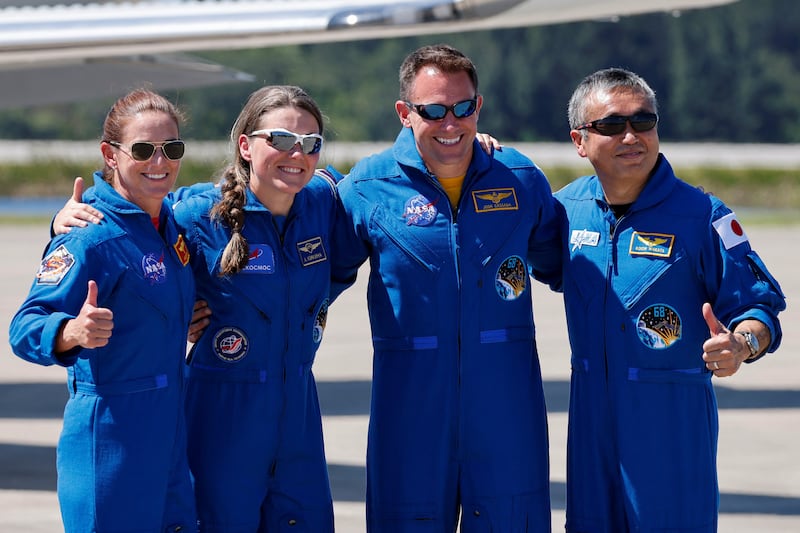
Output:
(576, 112), (659, 136)
(248, 128), (324, 155)
(106, 140), (185, 161)
(405, 98), (478, 121)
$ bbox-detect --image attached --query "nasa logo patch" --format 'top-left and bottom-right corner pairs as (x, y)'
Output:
(313, 299), (329, 344)
(213, 327), (249, 362)
(495, 255), (527, 301)
(636, 304), (682, 349)
(141, 252), (167, 284)
(403, 194), (438, 226)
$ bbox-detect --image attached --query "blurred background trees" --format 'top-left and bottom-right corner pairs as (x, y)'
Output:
(1, 0), (797, 143)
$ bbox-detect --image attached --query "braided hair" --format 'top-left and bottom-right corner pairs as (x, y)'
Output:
(210, 86), (323, 276)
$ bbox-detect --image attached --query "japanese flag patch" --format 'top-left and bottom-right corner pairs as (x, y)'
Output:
(36, 245), (75, 285)
(712, 212), (748, 250)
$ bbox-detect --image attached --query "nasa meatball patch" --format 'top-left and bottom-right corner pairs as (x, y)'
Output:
(402, 194), (438, 226)
(636, 304), (682, 349)
(213, 327), (249, 362)
(142, 252), (167, 285)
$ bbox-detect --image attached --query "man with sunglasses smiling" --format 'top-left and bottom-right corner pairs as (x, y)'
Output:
(553, 67), (785, 532)
(331, 44), (561, 532)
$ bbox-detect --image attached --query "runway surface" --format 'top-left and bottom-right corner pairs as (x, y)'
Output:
(1, 221), (798, 532)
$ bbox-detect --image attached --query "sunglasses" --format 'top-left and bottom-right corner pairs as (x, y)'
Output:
(576, 112), (659, 136)
(405, 98), (478, 121)
(249, 128), (323, 155)
(106, 140), (185, 161)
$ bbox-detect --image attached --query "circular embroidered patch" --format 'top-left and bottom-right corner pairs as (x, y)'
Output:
(402, 194), (437, 226)
(313, 299), (329, 344)
(213, 327), (249, 362)
(495, 255), (527, 301)
(636, 304), (682, 349)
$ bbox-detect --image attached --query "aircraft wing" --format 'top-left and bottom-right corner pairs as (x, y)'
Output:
(1, 0), (738, 109)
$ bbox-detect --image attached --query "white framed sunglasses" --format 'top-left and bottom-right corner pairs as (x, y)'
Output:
(248, 128), (323, 155)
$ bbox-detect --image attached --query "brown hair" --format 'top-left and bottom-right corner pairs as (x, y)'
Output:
(101, 88), (185, 181)
(398, 44), (479, 102)
(211, 85), (324, 276)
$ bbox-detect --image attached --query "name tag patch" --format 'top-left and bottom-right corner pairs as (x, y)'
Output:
(297, 236), (327, 267)
(629, 231), (675, 258)
(472, 188), (519, 212)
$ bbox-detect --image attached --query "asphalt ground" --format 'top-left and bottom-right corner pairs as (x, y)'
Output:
(1, 221), (798, 532)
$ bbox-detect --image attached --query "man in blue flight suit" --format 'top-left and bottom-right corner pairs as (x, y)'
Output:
(332, 44), (562, 532)
(555, 67), (786, 532)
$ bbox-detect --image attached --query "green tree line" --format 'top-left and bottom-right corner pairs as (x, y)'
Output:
(0, 0), (798, 143)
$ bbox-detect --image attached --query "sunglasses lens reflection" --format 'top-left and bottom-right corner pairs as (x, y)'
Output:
(418, 105), (447, 120)
(452, 99), (477, 118)
(415, 99), (477, 121)
(269, 132), (322, 155)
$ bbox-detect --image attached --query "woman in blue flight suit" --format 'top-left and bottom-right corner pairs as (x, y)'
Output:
(9, 89), (197, 532)
(173, 86), (336, 532)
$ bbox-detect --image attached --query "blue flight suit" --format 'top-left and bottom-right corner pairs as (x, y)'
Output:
(332, 128), (562, 532)
(172, 173), (337, 532)
(554, 155), (785, 532)
(9, 173), (197, 533)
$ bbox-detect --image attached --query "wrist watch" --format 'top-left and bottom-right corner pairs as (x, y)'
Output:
(737, 331), (760, 359)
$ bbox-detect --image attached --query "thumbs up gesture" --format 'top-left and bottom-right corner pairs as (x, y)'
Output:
(701, 303), (745, 377)
(57, 281), (114, 352)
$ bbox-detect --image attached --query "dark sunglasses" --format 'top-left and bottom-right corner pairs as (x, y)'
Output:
(405, 98), (478, 121)
(576, 112), (659, 136)
(106, 140), (185, 161)
(249, 128), (323, 155)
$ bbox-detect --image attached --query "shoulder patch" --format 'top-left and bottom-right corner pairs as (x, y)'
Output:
(36, 245), (76, 285)
(712, 212), (748, 250)
(173, 233), (190, 266)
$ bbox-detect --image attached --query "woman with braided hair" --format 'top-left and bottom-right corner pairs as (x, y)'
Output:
(168, 85), (336, 532)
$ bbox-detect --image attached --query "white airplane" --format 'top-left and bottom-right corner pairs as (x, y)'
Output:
(1, 0), (738, 109)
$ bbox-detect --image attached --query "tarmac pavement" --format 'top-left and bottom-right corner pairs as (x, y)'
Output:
(1, 221), (798, 532)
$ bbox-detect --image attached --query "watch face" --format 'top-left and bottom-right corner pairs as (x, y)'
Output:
(740, 331), (759, 356)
